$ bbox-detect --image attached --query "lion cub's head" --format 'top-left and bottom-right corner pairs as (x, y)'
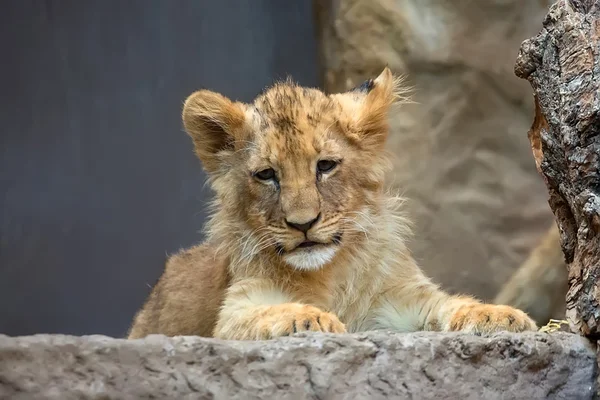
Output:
(182, 68), (405, 271)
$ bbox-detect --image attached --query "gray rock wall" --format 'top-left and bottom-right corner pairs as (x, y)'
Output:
(0, 332), (595, 399)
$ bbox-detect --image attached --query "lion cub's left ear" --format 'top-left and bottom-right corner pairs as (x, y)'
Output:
(182, 90), (247, 174)
(334, 67), (408, 148)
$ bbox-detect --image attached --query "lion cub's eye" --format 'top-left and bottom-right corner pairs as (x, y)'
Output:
(317, 160), (338, 173)
(254, 168), (276, 181)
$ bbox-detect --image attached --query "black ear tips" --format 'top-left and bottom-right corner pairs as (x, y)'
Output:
(352, 79), (375, 93)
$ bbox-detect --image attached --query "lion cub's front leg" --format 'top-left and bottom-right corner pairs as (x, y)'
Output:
(373, 278), (537, 334)
(214, 280), (346, 340)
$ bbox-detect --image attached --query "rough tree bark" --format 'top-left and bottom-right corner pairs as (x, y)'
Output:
(515, 0), (600, 338)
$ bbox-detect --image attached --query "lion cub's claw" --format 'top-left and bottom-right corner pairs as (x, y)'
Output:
(449, 303), (537, 334)
(259, 304), (346, 339)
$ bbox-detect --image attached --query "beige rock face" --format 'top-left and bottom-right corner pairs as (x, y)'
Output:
(0, 332), (594, 399)
(315, 0), (561, 304)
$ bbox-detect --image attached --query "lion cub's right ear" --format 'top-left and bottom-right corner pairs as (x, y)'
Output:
(182, 90), (247, 174)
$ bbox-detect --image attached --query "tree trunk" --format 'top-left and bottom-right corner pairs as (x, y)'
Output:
(515, 0), (600, 338)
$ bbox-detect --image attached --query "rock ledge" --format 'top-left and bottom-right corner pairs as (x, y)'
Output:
(0, 331), (596, 399)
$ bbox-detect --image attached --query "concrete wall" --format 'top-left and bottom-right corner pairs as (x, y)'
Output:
(0, 0), (319, 336)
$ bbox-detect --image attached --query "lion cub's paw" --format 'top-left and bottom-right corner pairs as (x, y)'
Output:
(258, 304), (346, 339)
(449, 303), (537, 334)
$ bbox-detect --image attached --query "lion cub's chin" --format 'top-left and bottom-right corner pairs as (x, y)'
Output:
(283, 245), (338, 271)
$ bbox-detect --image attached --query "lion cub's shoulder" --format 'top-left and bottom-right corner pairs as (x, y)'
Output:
(127, 243), (230, 338)
(165, 243), (225, 275)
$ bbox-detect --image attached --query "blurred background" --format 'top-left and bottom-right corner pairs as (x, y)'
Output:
(1, 0), (561, 337)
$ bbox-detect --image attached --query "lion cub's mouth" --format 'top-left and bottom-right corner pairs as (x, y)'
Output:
(297, 241), (321, 249)
(294, 233), (342, 251)
(275, 233), (343, 256)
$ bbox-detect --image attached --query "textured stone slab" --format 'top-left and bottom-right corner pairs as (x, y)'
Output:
(0, 331), (595, 399)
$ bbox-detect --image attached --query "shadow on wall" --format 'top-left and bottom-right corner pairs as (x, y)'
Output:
(0, 1), (319, 337)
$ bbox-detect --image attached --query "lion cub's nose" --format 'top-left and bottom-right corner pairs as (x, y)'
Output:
(285, 213), (321, 234)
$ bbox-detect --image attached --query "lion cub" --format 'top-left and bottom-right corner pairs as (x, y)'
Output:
(128, 68), (536, 340)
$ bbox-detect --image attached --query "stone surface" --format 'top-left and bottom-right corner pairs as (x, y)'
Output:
(0, 332), (596, 399)
(314, 0), (564, 318)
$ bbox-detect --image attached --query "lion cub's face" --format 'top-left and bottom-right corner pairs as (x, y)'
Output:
(183, 68), (401, 271)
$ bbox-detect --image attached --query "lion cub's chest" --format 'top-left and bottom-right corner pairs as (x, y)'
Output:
(326, 278), (380, 332)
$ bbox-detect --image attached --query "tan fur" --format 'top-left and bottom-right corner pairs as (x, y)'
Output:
(128, 68), (537, 340)
(494, 223), (567, 325)
(128, 244), (229, 338)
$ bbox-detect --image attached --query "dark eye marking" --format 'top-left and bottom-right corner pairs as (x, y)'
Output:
(317, 159), (338, 174)
(254, 168), (275, 181)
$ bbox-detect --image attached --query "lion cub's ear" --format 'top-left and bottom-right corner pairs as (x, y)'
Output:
(182, 90), (247, 174)
(334, 67), (409, 148)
